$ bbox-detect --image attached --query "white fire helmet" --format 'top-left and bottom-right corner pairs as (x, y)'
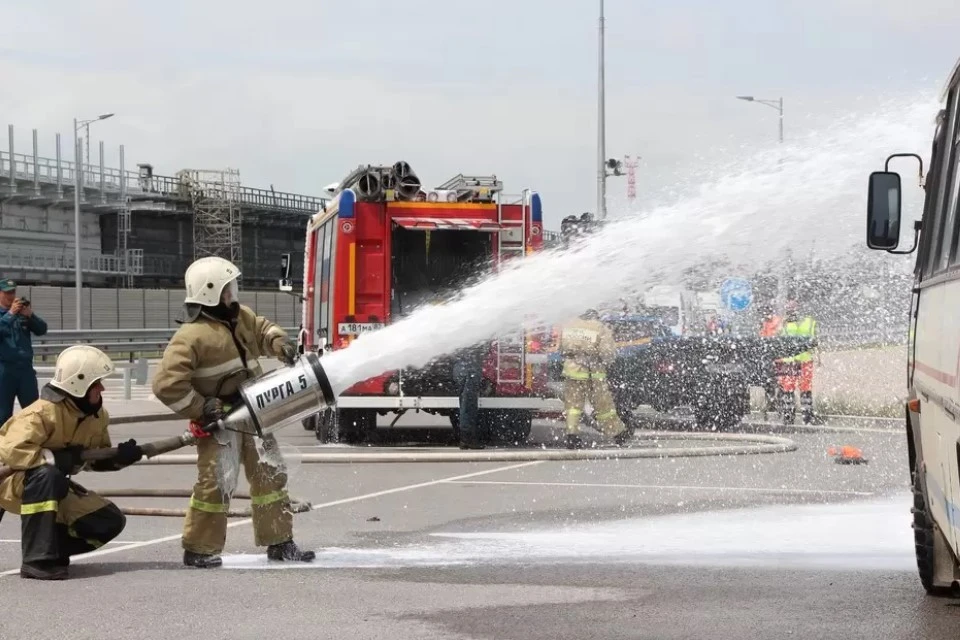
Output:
(49, 345), (115, 398)
(184, 256), (241, 307)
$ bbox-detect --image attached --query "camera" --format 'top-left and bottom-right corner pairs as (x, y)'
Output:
(17, 298), (29, 306)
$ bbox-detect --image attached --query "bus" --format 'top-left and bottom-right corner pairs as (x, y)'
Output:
(865, 57), (960, 595)
(288, 162), (562, 445)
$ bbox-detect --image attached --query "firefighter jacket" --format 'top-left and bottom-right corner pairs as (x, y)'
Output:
(760, 315), (783, 338)
(780, 316), (817, 363)
(152, 304), (289, 421)
(558, 318), (617, 380)
(0, 385), (112, 511)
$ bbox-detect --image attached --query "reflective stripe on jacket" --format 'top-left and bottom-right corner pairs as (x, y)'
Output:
(781, 317), (817, 363)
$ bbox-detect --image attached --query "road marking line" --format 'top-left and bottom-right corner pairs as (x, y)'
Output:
(445, 480), (874, 497)
(0, 539), (142, 545)
(0, 460), (542, 576)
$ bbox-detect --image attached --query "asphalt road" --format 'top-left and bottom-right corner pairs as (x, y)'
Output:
(1, 416), (956, 640)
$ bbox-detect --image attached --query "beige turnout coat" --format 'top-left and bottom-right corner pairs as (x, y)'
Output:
(152, 304), (289, 420)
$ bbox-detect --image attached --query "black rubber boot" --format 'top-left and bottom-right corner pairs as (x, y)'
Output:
(183, 550), (222, 568)
(20, 561), (68, 580)
(613, 430), (632, 447)
(565, 434), (585, 450)
(267, 540), (316, 562)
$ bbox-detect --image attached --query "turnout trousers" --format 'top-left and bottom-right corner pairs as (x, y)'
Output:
(562, 373), (625, 437)
(183, 430), (293, 555)
(0, 466), (125, 565)
(0, 362), (39, 425)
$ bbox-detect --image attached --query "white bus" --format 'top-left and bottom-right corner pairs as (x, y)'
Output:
(867, 57), (960, 595)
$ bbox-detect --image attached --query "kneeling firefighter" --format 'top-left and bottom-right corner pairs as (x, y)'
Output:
(152, 256), (313, 568)
(559, 309), (630, 449)
(0, 345), (142, 580)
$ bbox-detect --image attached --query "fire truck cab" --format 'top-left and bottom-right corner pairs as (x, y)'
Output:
(292, 161), (562, 444)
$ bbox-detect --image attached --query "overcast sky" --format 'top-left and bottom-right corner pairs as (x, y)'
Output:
(1, 0), (958, 227)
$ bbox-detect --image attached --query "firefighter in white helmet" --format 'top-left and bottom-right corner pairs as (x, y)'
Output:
(152, 256), (311, 568)
(0, 345), (140, 580)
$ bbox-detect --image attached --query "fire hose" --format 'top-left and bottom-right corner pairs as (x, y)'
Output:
(0, 353), (800, 517)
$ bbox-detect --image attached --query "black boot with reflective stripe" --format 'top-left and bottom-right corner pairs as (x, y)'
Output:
(20, 466), (69, 566)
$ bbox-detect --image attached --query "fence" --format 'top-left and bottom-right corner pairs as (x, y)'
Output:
(10, 285), (302, 330)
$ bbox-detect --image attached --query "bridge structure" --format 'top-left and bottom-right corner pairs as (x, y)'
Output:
(0, 123), (329, 289)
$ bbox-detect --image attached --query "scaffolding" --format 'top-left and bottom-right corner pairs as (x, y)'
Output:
(181, 168), (243, 274)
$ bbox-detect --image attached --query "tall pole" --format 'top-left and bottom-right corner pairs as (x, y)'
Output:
(778, 96), (783, 144)
(596, 0), (606, 220)
(73, 118), (82, 330)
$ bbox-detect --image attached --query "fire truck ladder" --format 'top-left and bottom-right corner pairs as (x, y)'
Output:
(434, 174), (503, 201)
(494, 189), (530, 386)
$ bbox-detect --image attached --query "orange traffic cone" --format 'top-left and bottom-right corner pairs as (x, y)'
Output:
(827, 445), (868, 465)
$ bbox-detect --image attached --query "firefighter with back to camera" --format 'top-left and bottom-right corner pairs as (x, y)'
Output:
(152, 256), (314, 568)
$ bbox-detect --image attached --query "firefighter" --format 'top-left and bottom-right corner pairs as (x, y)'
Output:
(559, 309), (630, 449)
(0, 345), (140, 580)
(777, 300), (818, 424)
(152, 256), (313, 568)
(758, 304), (783, 417)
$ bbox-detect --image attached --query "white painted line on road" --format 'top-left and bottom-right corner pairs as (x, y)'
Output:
(0, 460), (543, 576)
(445, 480), (874, 497)
(0, 539), (143, 545)
(772, 424), (901, 435)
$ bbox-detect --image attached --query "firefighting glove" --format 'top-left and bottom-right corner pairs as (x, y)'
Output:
(113, 439), (144, 467)
(274, 337), (298, 366)
(202, 397), (226, 423)
(52, 445), (84, 476)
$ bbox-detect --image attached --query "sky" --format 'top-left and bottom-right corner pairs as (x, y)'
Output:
(1, 0), (959, 228)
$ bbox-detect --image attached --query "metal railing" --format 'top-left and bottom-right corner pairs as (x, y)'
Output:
(33, 327), (298, 356)
(1, 148), (327, 214)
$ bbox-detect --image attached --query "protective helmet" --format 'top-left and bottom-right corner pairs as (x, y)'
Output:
(49, 345), (115, 398)
(184, 256), (241, 307)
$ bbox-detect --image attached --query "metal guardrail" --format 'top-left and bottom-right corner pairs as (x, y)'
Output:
(33, 327), (299, 356)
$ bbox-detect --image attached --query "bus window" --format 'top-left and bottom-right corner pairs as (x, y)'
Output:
(916, 114), (946, 276)
(938, 102), (960, 270)
(926, 87), (959, 275)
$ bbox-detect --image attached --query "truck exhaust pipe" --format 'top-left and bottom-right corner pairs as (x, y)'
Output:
(392, 161), (421, 201)
(215, 352), (337, 438)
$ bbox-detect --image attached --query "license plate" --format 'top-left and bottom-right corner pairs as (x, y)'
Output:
(338, 322), (384, 336)
(705, 363), (743, 374)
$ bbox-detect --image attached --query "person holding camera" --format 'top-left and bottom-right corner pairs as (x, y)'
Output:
(0, 279), (48, 424)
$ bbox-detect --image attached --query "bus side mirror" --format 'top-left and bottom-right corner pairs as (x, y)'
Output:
(279, 253), (293, 292)
(866, 171), (902, 251)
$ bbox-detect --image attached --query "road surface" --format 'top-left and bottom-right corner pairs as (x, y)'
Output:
(0, 416), (955, 640)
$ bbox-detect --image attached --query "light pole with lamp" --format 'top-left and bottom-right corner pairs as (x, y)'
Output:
(72, 113), (114, 330)
(735, 96), (783, 144)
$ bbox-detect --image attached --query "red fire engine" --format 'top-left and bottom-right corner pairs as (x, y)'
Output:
(288, 161), (562, 444)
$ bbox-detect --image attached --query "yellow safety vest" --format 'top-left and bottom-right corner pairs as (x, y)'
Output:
(781, 317), (816, 363)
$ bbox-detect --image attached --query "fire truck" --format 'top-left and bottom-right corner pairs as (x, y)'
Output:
(286, 161), (562, 445)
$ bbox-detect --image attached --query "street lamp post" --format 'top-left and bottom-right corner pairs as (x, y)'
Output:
(597, 0), (607, 220)
(736, 95), (783, 143)
(72, 113), (114, 330)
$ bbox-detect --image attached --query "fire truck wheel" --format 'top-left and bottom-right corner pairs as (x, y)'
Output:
(313, 408), (336, 442)
(336, 409), (376, 445)
(483, 410), (532, 446)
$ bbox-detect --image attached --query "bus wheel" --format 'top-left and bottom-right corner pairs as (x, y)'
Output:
(912, 469), (960, 597)
(337, 409), (376, 445)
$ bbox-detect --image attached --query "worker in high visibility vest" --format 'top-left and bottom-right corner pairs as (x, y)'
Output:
(777, 300), (818, 424)
(758, 304), (783, 418)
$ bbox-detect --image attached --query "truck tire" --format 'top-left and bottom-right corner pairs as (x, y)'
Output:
(912, 470), (959, 597)
(694, 390), (746, 432)
(483, 410), (532, 446)
(302, 414), (317, 431)
(337, 409), (376, 445)
(314, 408), (336, 443)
